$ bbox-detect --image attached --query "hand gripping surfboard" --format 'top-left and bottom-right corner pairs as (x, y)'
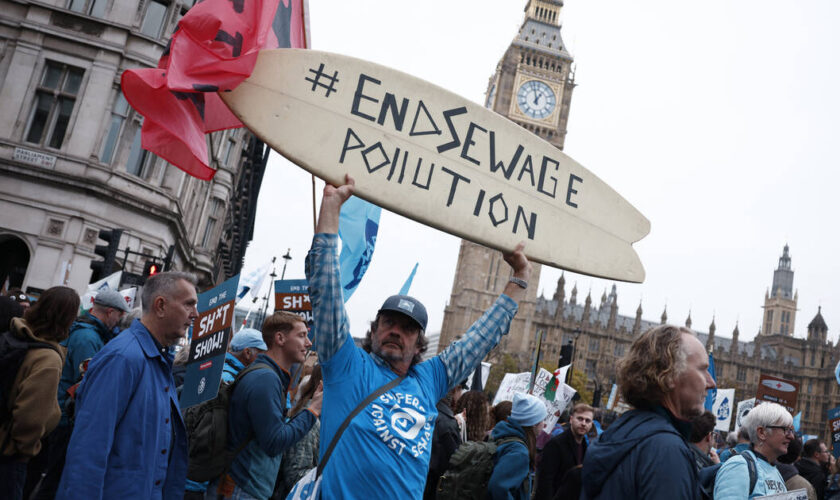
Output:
(221, 49), (650, 282)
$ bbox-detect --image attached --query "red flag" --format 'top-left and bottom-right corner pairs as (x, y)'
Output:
(122, 0), (307, 180)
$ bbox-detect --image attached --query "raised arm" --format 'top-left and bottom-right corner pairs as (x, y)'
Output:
(438, 243), (532, 388)
(305, 175), (355, 362)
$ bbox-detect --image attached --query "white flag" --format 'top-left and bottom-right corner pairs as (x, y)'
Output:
(712, 388), (735, 432)
(735, 398), (756, 432)
(119, 287), (137, 309)
(86, 271), (122, 293)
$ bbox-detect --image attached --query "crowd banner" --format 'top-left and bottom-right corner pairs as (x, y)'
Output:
(220, 49), (650, 283)
(735, 398), (756, 432)
(756, 373), (800, 414)
(180, 274), (239, 408)
(493, 369), (575, 431)
(712, 388), (735, 432)
(274, 279), (312, 324)
(754, 490), (809, 500)
(119, 287), (137, 309)
(829, 406), (840, 459)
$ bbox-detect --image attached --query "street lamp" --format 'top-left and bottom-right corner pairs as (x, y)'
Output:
(562, 328), (581, 384)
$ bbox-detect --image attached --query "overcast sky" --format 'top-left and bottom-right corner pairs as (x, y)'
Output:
(239, 0), (840, 344)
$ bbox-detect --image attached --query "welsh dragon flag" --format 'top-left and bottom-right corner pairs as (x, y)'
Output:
(544, 365), (570, 402)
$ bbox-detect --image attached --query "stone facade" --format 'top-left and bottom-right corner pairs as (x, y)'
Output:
(0, 0), (266, 293)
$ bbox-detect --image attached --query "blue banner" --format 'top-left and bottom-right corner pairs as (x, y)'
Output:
(180, 274), (239, 408)
(338, 196), (381, 301)
(704, 352), (717, 411)
(399, 262), (419, 295)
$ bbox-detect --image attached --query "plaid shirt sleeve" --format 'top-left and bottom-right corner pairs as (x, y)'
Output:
(305, 233), (348, 362)
(438, 295), (518, 390)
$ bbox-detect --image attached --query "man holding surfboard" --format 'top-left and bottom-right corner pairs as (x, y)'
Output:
(305, 174), (531, 498)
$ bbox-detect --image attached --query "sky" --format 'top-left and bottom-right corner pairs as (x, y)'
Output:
(239, 0), (840, 344)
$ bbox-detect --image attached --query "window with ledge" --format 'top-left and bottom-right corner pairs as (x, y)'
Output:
(100, 91), (129, 164)
(588, 338), (599, 352)
(25, 62), (84, 149)
(736, 366), (746, 382)
(141, 0), (170, 38)
(201, 198), (223, 248)
(126, 127), (156, 179)
(223, 136), (237, 166)
(68, 0), (107, 17)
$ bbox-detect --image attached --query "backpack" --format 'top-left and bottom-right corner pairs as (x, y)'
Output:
(436, 436), (526, 500)
(183, 362), (273, 482)
(0, 329), (60, 424)
(699, 450), (757, 498)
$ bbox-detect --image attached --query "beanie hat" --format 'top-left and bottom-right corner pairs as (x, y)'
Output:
(509, 392), (547, 427)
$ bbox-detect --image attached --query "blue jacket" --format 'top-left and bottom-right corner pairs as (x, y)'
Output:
(581, 406), (702, 500)
(56, 319), (188, 500)
(227, 353), (316, 499)
(57, 313), (114, 426)
(487, 420), (530, 500)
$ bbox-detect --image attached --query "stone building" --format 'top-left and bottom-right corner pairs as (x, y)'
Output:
(438, 0), (837, 440)
(439, 0), (575, 358)
(0, 0), (266, 295)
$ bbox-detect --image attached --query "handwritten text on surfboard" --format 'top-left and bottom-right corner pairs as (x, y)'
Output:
(307, 64), (583, 241)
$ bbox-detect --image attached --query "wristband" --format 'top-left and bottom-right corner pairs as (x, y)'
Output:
(509, 277), (528, 289)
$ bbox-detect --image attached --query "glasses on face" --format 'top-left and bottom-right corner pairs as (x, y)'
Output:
(765, 425), (795, 436)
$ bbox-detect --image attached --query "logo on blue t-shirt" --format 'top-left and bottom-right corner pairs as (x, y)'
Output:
(369, 391), (433, 458)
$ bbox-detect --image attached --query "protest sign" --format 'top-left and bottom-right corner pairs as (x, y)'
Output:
(735, 398), (756, 432)
(274, 279), (312, 324)
(829, 406), (840, 459)
(756, 373), (799, 414)
(180, 274), (239, 408)
(222, 49), (650, 282)
(712, 388), (735, 432)
(493, 369), (576, 430)
(755, 489), (808, 500)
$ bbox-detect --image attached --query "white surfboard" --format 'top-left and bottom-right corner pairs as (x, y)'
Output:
(221, 49), (650, 282)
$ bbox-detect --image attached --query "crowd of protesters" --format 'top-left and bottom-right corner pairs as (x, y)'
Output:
(2, 176), (840, 500)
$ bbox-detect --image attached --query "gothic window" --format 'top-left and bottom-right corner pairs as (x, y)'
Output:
(765, 310), (773, 333)
(805, 401), (810, 420)
(68, 0), (107, 17)
(585, 359), (597, 377)
(737, 366), (746, 382)
(100, 91), (129, 164)
(613, 343), (625, 357)
(25, 61), (84, 149)
(811, 350), (816, 367)
(588, 338), (599, 352)
(141, 0), (170, 38)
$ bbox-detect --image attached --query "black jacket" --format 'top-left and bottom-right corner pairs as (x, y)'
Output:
(535, 427), (587, 500)
(424, 401), (461, 500)
(797, 458), (828, 500)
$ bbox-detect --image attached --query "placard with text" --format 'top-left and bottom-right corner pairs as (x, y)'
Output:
(180, 274), (239, 408)
(274, 279), (312, 324)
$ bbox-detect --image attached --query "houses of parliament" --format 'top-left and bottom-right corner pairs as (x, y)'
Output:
(437, 0), (836, 439)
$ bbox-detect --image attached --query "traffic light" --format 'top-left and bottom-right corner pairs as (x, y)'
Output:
(163, 245), (175, 271)
(142, 260), (160, 280)
(90, 228), (123, 282)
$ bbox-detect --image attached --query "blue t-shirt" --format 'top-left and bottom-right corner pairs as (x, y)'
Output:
(319, 337), (448, 499)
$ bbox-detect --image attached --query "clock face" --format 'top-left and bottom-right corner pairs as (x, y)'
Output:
(516, 80), (556, 119)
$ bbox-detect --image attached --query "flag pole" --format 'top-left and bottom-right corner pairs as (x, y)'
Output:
(311, 175), (317, 232)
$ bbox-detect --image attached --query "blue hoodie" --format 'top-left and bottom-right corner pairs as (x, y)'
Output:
(488, 420), (530, 500)
(581, 406), (703, 500)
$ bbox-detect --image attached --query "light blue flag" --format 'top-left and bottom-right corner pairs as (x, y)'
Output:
(399, 263), (419, 295)
(704, 352), (717, 411)
(793, 412), (801, 432)
(338, 196), (382, 302)
(835, 359), (840, 385)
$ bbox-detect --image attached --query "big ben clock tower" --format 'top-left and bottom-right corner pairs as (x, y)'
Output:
(438, 0), (575, 360)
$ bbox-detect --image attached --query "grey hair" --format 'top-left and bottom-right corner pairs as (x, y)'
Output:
(119, 307), (142, 330)
(742, 402), (793, 444)
(141, 271), (197, 314)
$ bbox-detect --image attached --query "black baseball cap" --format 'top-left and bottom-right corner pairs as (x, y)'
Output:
(378, 295), (428, 331)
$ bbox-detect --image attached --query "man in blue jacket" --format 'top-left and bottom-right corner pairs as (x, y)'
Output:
(306, 175), (531, 499)
(32, 289), (129, 500)
(56, 272), (198, 500)
(581, 325), (716, 499)
(211, 311), (322, 499)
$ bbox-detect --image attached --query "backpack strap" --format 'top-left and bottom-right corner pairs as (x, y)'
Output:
(316, 374), (406, 478)
(743, 451), (758, 495)
(221, 363), (274, 472)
